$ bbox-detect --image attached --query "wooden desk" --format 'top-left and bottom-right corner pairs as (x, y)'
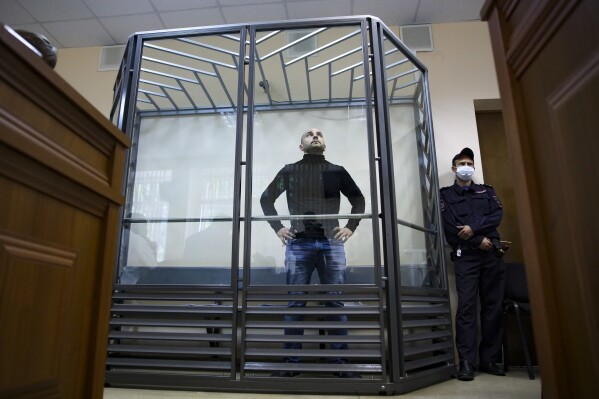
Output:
(0, 25), (130, 398)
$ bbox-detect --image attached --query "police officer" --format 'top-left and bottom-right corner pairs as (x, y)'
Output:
(440, 147), (506, 381)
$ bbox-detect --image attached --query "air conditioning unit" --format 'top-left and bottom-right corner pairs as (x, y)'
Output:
(399, 24), (433, 52)
(286, 29), (318, 58)
(98, 45), (126, 71)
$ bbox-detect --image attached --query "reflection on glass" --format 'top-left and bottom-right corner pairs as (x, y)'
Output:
(119, 219), (233, 285)
(125, 214), (158, 267)
(118, 32), (242, 286)
(397, 225), (443, 289)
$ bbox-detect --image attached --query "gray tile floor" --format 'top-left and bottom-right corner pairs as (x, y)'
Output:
(104, 369), (541, 398)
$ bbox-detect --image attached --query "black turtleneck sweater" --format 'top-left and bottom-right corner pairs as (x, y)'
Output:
(260, 154), (366, 239)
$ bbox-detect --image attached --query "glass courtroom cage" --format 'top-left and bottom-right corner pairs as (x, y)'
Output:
(107, 16), (454, 394)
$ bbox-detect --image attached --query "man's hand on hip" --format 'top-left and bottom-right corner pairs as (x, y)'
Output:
(333, 227), (353, 242)
(277, 227), (295, 246)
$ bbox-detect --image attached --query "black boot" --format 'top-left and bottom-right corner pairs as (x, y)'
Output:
(456, 360), (475, 381)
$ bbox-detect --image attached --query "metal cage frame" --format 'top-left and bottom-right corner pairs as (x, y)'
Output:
(107, 15), (454, 395)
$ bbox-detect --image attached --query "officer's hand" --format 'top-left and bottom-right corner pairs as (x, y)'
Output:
(277, 227), (295, 246)
(479, 237), (494, 251)
(333, 227), (353, 242)
(457, 225), (474, 240)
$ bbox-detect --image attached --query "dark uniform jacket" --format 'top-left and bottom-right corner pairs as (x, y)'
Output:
(440, 182), (503, 250)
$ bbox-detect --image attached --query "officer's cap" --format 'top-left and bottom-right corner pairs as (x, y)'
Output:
(452, 147), (474, 166)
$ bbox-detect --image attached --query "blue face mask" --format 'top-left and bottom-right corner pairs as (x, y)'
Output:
(456, 165), (474, 181)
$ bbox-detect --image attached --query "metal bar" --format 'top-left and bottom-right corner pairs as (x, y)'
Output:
(140, 67), (197, 84)
(279, 52), (293, 103)
(245, 334), (380, 343)
(124, 217), (233, 223)
(332, 61), (363, 77)
(389, 78), (398, 102)
(229, 25), (247, 381)
(142, 56), (216, 77)
(213, 64), (235, 108)
(253, 213), (371, 221)
(385, 57), (410, 71)
(106, 357), (232, 370)
(354, 60), (410, 82)
(392, 80), (419, 93)
(245, 320), (380, 329)
(159, 86), (178, 110)
(177, 37), (239, 56)
(396, 219), (437, 235)
(139, 79), (182, 91)
(305, 58), (312, 103)
(245, 348), (381, 357)
(328, 62), (332, 102)
(349, 68), (354, 101)
(240, 25), (257, 379)
(256, 30), (280, 44)
(193, 71), (217, 110)
(138, 88), (166, 97)
(176, 78), (199, 108)
(109, 331), (233, 341)
(285, 29), (361, 66)
(111, 318), (233, 328)
(309, 46), (361, 72)
(144, 43), (237, 69)
(370, 19), (403, 382)
(221, 33), (241, 42)
(143, 92), (161, 110)
(259, 27), (327, 61)
(254, 48), (273, 105)
(387, 67), (419, 82)
(108, 345), (232, 356)
(360, 18), (388, 385)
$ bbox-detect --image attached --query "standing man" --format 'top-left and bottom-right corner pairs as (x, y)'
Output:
(440, 147), (506, 381)
(260, 127), (365, 378)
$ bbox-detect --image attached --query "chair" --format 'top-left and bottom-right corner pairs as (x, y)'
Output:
(503, 262), (535, 380)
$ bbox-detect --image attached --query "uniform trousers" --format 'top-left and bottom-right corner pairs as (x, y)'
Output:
(453, 249), (505, 365)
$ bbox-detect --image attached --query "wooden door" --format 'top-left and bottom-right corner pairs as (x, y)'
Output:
(476, 110), (524, 264)
(482, 1), (599, 397)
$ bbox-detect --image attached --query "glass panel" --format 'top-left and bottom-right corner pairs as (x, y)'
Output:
(117, 31), (242, 285)
(249, 25), (374, 285)
(382, 34), (426, 229)
(397, 225), (443, 288)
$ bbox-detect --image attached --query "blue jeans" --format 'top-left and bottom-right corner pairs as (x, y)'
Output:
(283, 238), (348, 363)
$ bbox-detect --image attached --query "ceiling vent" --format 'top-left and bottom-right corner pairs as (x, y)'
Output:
(399, 24), (433, 52)
(286, 29), (318, 58)
(98, 45), (126, 71)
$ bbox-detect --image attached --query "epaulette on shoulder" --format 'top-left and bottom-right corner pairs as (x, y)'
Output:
(440, 186), (450, 191)
(482, 183), (495, 190)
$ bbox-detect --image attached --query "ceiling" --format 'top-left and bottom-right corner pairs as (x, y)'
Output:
(0, 0), (487, 48)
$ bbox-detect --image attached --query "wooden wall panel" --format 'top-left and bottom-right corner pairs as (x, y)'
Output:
(482, 1), (599, 398)
(0, 25), (130, 399)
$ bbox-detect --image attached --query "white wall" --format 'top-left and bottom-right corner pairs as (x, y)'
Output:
(415, 21), (500, 185)
(54, 46), (118, 119)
